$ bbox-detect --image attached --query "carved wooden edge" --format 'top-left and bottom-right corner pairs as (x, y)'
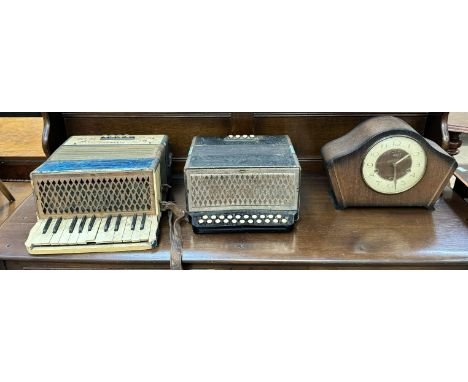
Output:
(41, 112), (67, 157)
(424, 112), (450, 151)
(446, 121), (467, 157)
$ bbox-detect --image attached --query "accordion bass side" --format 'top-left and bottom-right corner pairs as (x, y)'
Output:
(25, 135), (170, 255)
(184, 135), (301, 233)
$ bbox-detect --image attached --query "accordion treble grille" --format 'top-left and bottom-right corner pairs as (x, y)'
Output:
(34, 174), (154, 218)
(188, 172), (297, 209)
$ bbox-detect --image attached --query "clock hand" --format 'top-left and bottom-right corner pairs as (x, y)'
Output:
(394, 153), (411, 167)
(393, 163), (397, 190)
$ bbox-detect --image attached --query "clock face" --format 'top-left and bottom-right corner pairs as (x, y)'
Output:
(362, 135), (427, 194)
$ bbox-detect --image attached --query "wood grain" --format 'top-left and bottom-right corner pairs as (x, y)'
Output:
(0, 181), (33, 227)
(0, 117), (45, 157)
(321, 116), (458, 208)
(0, 175), (466, 269)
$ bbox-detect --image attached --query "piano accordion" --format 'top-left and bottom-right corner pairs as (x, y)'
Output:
(184, 135), (301, 233)
(25, 135), (170, 254)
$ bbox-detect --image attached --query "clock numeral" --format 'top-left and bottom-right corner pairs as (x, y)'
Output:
(366, 163), (373, 167)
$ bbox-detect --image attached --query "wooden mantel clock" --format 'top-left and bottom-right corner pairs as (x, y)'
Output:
(321, 116), (458, 209)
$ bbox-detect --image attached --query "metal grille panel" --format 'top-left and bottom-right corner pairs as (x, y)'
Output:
(34, 174), (154, 218)
(187, 172), (298, 209)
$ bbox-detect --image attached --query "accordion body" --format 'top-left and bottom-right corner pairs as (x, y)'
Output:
(25, 135), (169, 254)
(184, 135), (301, 233)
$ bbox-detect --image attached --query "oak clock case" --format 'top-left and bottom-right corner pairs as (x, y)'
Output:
(321, 116), (458, 209)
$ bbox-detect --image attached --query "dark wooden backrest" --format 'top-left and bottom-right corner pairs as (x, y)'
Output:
(42, 112), (449, 174)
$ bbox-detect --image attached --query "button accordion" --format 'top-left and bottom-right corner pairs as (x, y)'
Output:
(184, 135), (301, 233)
(25, 135), (170, 254)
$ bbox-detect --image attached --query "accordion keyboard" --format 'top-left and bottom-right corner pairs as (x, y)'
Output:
(25, 214), (159, 254)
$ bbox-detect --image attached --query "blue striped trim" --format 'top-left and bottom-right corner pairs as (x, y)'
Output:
(33, 158), (158, 173)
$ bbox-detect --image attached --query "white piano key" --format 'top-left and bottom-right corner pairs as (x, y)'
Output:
(95, 216), (116, 244)
(67, 217), (82, 245)
(139, 215), (153, 242)
(86, 217), (102, 243)
(50, 220), (67, 245)
(131, 216), (143, 242)
(76, 217), (91, 245)
(121, 217), (134, 243)
(58, 219), (74, 245)
(112, 216), (127, 243)
(33, 219), (55, 245)
(147, 216), (159, 244)
(27, 220), (44, 247)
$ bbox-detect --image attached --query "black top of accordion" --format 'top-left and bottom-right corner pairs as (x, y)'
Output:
(186, 135), (299, 169)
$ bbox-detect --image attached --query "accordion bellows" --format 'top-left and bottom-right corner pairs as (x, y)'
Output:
(184, 135), (301, 233)
(25, 135), (169, 254)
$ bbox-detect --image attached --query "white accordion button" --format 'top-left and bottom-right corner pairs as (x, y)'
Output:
(223, 219), (229, 224)
(207, 219), (213, 224)
(256, 219), (262, 224)
(211, 215), (216, 219)
(240, 219), (245, 224)
(235, 215), (241, 219)
(281, 218), (288, 224)
(227, 215), (233, 219)
(252, 215), (258, 219)
(232, 219), (237, 223)
(198, 219), (205, 224)
(219, 215), (225, 219)
(242, 134), (248, 138)
(250, 135), (255, 138)
(265, 219), (270, 223)
(260, 215), (265, 219)
(202, 215), (208, 219)
(243, 214), (249, 219)
(276, 214), (282, 219)
(273, 219), (279, 223)
(248, 219), (253, 224)
(215, 219), (221, 223)
(268, 214), (274, 219)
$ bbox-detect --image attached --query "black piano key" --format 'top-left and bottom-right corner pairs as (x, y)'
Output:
(69, 216), (78, 233)
(104, 215), (112, 232)
(114, 215), (122, 231)
(88, 215), (96, 231)
(78, 216), (87, 233)
(43, 217), (53, 234)
(131, 214), (137, 231)
(52, 218), (62, 234)
(140, 213), (146, 230)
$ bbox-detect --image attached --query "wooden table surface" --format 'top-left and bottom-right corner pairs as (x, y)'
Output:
(0, 175), (467, 269)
